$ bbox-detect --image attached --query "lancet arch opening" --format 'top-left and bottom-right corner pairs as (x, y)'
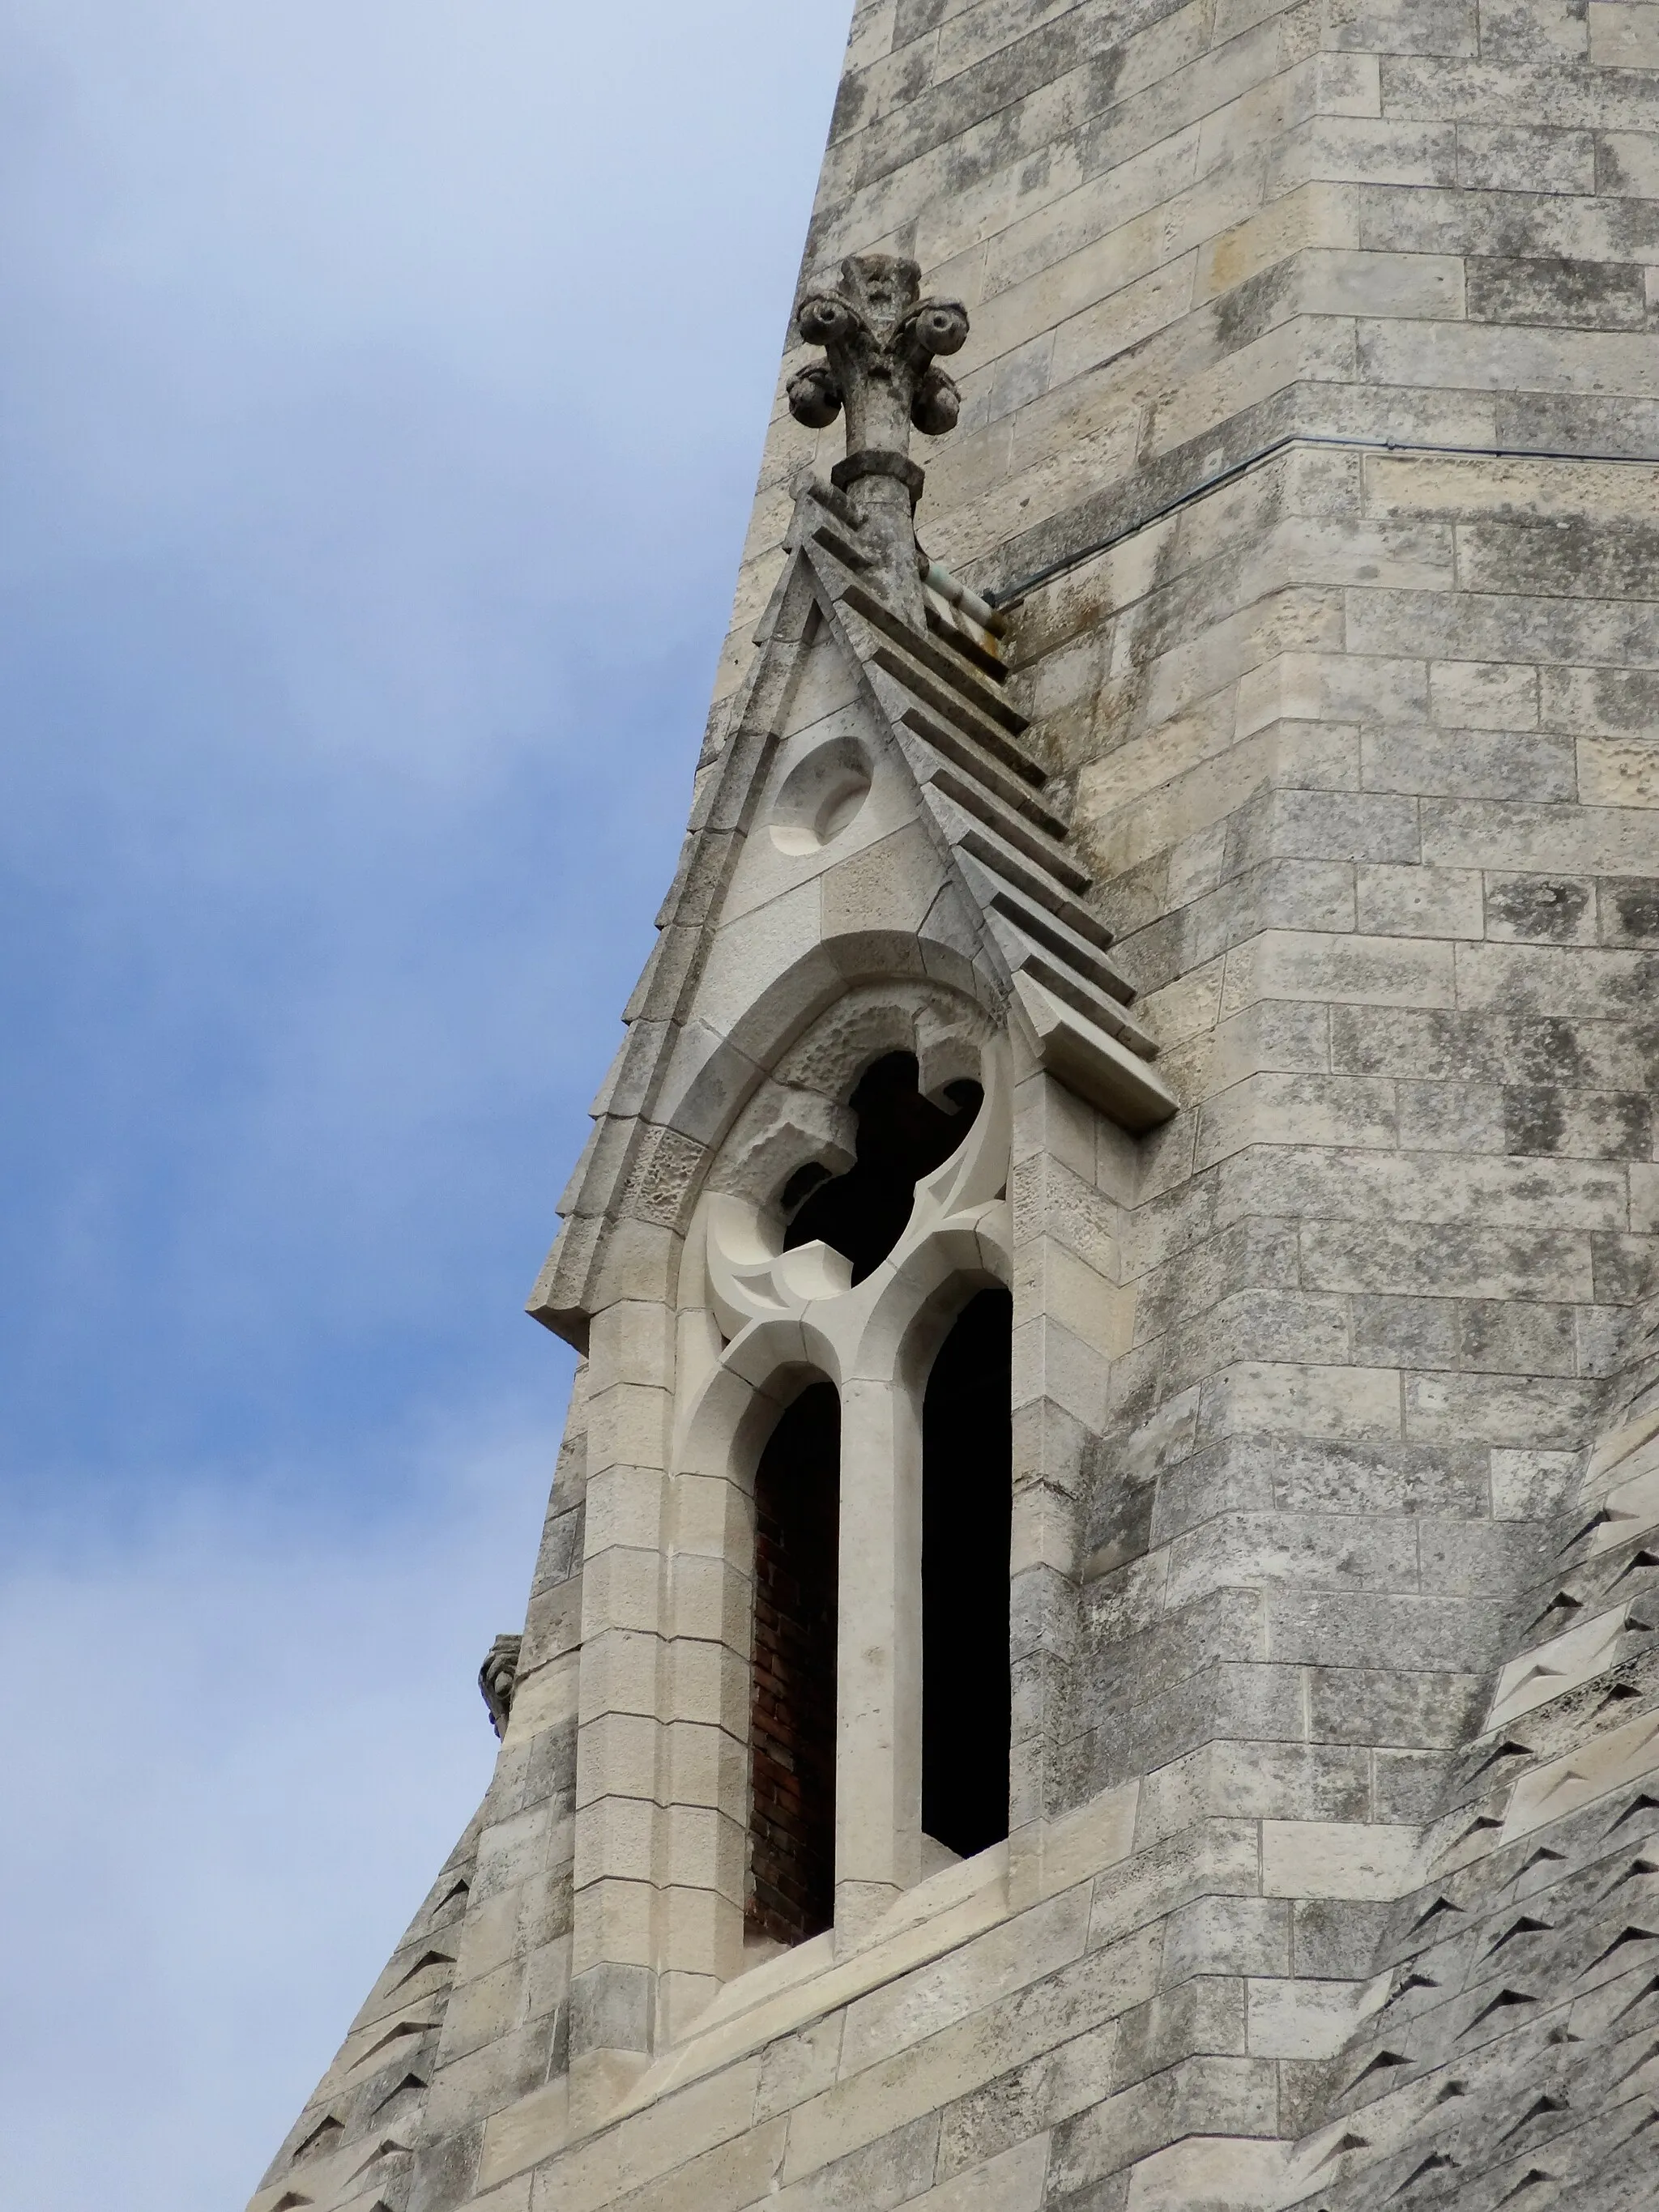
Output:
(746, 1378), (841, 1950)
(920, 1285), (1013, 1862)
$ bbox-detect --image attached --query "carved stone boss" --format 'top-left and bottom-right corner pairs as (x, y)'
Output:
(478, 1632), (522, 1740)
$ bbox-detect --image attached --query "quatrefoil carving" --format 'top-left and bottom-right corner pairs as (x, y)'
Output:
(704, 1041), (1011, 1350)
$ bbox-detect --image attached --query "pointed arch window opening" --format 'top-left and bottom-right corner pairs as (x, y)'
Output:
(921, 1287), (1013, 1862)
(740, 1048), (1007, 1956)
(744, 1292), (1013, 1960)
(680, 1011), (1016, 1999)
(746, 1380), (840, 1950)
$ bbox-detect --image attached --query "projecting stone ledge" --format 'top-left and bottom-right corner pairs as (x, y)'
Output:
(1010, 971), (1178, 1134)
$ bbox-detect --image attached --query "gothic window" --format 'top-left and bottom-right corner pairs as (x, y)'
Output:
(747, 1379), (840, 1947)
(678, 1003), (1015, 1997)
(921, 1287), (1013, 1860)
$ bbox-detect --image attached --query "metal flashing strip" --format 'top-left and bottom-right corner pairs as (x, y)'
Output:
(984, 433), (1659, 612)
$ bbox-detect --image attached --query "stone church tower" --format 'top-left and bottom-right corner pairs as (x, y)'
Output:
(252, 5), (1659, 2208)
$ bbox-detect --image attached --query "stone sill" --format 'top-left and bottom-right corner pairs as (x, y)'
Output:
(616, 1839), (1013, 2119)
(602, 1778), (1146, 2128)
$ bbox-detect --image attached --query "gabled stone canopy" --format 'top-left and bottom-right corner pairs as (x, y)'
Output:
(529, 472), (1175, 1352)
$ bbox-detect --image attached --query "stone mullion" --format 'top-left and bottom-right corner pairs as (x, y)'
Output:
(834, 1370), (925, 1943)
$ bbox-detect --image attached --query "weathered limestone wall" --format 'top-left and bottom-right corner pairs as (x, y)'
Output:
(250, 3), (1659, 2210)
(1015, 437), (1659, 1839)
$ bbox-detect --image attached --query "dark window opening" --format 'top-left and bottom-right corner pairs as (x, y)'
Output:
(783, 1051), (981, 1284)
(748, 1381), (840, 1946)
(922, 1288), (1013, 1861)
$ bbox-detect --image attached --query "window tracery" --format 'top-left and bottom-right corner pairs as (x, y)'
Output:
(780, 1050), (981, 1284)
(665, 987), (1015, 1987)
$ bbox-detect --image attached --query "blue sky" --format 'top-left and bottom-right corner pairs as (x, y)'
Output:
(0, 4), (848, 2203)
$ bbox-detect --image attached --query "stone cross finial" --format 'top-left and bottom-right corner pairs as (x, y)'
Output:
(788, 253), (968, 618)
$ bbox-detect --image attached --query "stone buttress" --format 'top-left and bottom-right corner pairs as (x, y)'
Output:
(252, 6), (1659, 2211)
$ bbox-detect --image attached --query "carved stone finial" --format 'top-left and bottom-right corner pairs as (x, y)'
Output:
(478, 1633), (522, 1740)
(788, 253), (968, 616)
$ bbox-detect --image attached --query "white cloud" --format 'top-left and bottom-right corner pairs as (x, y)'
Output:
(0, 1408), (561, 2211)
